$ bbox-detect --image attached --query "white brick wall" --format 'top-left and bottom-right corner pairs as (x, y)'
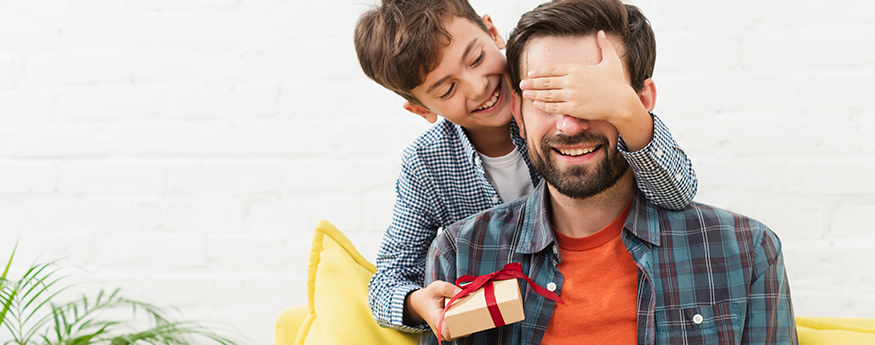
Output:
(0, 0), (873, 343)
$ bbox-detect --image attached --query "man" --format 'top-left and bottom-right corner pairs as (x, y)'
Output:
(354, 0), (698, 335)
(424, 0), (797, 344)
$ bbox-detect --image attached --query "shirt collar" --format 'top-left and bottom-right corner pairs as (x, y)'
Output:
(450, 121), (479, 166)
(516, 181), (556, 254)
(625, 188), (662, 246)
(515, 180), (662, 255)
(453, 120), (527, 166)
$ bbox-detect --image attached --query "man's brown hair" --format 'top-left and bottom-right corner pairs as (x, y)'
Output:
(506, 0), (656, 94)
(354, 0), (488, 107)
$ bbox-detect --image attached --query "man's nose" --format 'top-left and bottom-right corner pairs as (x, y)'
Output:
(556, 114), (590, 135)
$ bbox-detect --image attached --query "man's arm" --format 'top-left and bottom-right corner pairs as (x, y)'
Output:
(742, 226), (797, 344)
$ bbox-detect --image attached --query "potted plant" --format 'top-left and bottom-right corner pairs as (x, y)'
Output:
(1, 241), (238, 345)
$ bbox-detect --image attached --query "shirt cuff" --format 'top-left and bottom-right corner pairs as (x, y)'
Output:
(618, 112), (684, 178)
(390, 283), (431, 332)
(618, 112), (693, 210)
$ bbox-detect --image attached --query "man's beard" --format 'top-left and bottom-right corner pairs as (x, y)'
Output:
(529, 131), (630, 200)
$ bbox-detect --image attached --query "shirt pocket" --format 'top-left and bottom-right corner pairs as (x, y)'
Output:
(655, 301), (741, 345)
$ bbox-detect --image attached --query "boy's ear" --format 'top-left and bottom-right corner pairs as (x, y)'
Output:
(403, 101), (438, 123)
(481, 15), (505, 50)
(510, 91), (525, 139)
(637, 78), (657, 112)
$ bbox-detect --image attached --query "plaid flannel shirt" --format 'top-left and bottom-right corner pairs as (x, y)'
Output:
(369, 113), (697, 332)
(424, 181), (797, 344)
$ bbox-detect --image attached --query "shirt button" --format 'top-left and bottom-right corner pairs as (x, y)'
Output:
(546, 282), (557, 292)
(552, 245), (559, 255)
(492, 196), (500, 204)
(675, 173), (683, 181)
(693, 314), (703, 324)
(654, 148), (663, 158)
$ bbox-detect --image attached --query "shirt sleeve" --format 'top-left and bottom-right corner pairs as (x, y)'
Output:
(368, 157), (440, 333)
(423, 225), (459, 345)
(741, 226), (798, 344)
(618, 112), (698, 210)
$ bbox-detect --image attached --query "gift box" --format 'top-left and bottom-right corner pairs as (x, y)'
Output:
(442, 278), (525, 339)
(435, 263), (563, 341)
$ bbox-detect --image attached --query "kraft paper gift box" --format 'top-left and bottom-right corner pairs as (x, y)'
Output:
(442, 278), (525, 339)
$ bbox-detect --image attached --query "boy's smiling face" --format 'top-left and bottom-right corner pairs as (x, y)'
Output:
(404, 16), (513, 132)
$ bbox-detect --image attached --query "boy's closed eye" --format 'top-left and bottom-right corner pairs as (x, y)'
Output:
(438, 49), (487, 101)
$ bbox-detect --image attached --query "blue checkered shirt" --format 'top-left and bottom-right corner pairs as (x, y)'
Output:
(369, 113), (698, 332)
(425, 182), (797, 344)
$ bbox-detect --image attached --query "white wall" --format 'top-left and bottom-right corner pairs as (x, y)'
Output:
(0, 0), (872, 343)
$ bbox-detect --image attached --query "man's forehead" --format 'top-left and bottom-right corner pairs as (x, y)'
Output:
(521, 34), (602, 71)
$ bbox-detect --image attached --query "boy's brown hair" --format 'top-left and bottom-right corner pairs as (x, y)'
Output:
(354, 0), (489, 107)
(506, 0), (656, 94)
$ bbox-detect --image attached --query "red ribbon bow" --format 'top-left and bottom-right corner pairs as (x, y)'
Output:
(434, 263), (564, 342)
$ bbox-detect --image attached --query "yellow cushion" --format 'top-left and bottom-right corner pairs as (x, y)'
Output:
(276, 306), (308, 345)
(796, 316), (875, 344)
(294, 220), (418, 345)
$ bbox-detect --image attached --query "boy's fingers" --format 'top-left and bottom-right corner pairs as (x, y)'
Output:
(527, 64), (571, 79)
(523, 89), (568, 102)
(441, 321), (453, 341)
(596, 30), (621, 66)
(520, 76), (564, 90)
(440, 282), (462, 298)
(533, 100), (566, 114)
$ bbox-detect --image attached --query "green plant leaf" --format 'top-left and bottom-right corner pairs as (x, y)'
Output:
(1, 238), (17, 280)
(1, 245), (240, 345)
(1, 239), (20, 328)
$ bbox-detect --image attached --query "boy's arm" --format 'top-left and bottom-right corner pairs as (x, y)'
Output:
(519, 31), (696, 209)
(741, 227), (797, 344)
(617, 113), (697, 210)
(368, 163), (441, 332)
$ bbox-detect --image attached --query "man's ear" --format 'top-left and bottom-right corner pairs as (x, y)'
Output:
(403, 101), (438, 123)
(481, 15), (505, 50)
(510, 91), (525, 139)
(638, 78), (657, 112)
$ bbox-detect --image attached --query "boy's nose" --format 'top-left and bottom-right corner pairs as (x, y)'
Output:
(464, 75), (490, 101)
(556, 114), (590, 135)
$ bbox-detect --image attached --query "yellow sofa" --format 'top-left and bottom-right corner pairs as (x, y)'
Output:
(277, 220), (875, 345)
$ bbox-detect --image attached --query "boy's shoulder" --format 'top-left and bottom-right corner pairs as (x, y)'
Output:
(401, 118), (474, 167)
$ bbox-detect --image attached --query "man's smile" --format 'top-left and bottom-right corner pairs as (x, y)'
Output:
(554, 145), (601, 157)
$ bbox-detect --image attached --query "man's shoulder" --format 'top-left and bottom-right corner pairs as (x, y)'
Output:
(675, 202), (768, 230)
(659, 201), (776, 248)
(441, 196), (529, 242)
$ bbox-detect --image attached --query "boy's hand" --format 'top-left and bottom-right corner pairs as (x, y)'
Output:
(520, 30), (639, 122)
(404, 280), (462, 341)
(519, 30), (653, 151)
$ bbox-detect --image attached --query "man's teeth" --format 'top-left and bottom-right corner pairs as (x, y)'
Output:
(475, 89), (500, 111)
(558, 147), (596, 156)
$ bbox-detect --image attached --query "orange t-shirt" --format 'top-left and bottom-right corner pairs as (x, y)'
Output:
(541, 201), (638, 344)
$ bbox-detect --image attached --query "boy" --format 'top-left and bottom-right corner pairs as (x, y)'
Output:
(354, 0), (697, 335)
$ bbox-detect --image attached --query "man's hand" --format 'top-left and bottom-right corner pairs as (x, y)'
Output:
(404, 280), (462, 341)
(519, 30), (654, 150)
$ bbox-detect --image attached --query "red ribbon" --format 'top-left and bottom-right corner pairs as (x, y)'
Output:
(434, 263), (564, 342)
